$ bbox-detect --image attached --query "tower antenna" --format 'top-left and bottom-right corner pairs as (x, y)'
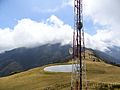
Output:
(71, 0), (87, 90)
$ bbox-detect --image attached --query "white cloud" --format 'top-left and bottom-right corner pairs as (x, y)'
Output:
(84, 33), (108, 51)
(83, 0), (120, 25)
(84, 0), (120, 50)
(0, 15), (73, 52)
(1, 0), (120, 52)
(66, 0), (120, 51)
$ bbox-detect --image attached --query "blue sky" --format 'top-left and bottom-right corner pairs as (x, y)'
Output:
(0, 0), (73, 28)
(0, 0), (97, 35)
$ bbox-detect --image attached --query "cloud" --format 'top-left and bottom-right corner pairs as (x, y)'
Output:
(1, 0), (120, 53)
(66, 0), (120, 51)
(0, 15), (73, 52)
(83, 0), (120, 25)
(83, 0), (120, 50)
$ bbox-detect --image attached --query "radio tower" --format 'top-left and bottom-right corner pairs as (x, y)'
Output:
(71, 0), (87, 90)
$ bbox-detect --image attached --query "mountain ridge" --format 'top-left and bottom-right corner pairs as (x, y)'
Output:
(0, 43), (119, 77)
(0, 43), (71, 76)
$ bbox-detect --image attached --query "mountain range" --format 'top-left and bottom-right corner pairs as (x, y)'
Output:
(0, 43), (119, 77)
(0, 43), (71, 76)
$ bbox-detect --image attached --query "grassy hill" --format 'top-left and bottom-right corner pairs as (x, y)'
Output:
(0, 50), (120, 90)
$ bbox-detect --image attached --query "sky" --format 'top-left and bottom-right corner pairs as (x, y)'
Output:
(0, 0), (120, 52)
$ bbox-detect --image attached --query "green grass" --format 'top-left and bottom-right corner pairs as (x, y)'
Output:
(0, 51), (120, 90)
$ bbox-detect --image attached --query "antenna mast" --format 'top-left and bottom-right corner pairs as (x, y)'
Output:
(71, 0), (87, 90)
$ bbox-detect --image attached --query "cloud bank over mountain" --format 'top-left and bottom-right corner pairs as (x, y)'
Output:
(0, 15), (73, 52)
(66, 0), (120, 51)
(0, 0), (120, 52)
(84, 0), (120, 50)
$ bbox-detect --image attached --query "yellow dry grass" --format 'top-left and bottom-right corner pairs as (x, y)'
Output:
(0, 50), (120, 90)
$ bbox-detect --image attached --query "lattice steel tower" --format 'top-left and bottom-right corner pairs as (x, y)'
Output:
(71, 0), (87, 90)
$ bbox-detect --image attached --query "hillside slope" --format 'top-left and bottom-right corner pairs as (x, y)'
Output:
(0, 50), (120, 90)
(0, 43), (71, 76)
(0, 43), (119, 77)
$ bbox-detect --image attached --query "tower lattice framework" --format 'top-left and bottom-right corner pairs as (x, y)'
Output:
(71, 0), (87, 90)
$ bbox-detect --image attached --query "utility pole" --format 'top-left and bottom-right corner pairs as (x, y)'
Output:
(71, 0), (87, 90)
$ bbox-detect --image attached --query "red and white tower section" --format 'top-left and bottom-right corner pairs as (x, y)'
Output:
(71, 0), (87, 90)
